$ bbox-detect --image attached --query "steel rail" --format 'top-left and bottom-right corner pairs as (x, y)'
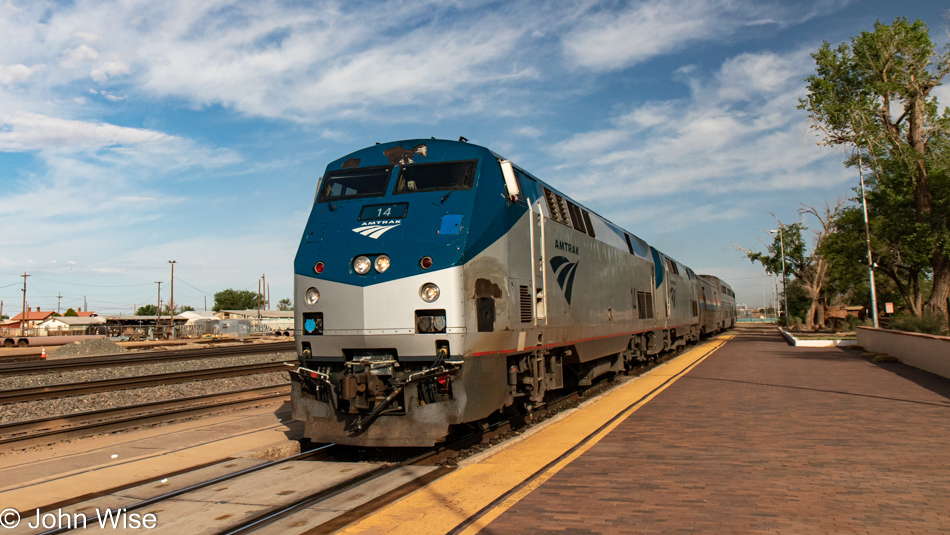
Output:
(0, 384), (291, 449)
(0, 361), (293, 404)
(0, 340), (295, 377)
(33, 443), (340, 535)
(215, 386), (597, 535)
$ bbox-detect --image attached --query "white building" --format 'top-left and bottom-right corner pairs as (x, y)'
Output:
(36, 316), (106, 336)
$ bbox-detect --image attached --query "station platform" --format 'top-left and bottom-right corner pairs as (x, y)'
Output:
(342, 323), (950, 534)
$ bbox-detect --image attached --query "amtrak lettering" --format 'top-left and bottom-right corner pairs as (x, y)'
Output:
(352, 220), (401, 239)
(554, 239), (579, 255)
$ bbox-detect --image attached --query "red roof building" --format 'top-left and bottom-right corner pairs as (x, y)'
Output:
(5, 307), (55, 330)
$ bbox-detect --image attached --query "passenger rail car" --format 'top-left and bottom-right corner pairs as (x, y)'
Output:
(292, 139), (736, 447)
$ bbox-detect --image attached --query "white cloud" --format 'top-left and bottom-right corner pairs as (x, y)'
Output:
(560, 0), (837, 73)
(0, 64), (40, 84)
(0, 112), (172, 152)
(75, 32), (101, 43)
(91, 60), (130, 82)
(60, 44), (99, 68)
(547, 48), (849, 208)
(563, 0), (729, 71)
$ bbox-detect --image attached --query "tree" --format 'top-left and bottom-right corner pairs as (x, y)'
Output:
(278, 298), (293, 311)
(213, 289), (259, 312)
(822, 197), (930, 315)
(162, 304), (195, 315)
(799, 17), (950, 314)
(739, 203), (844, 329)
(136, 304), (157, 316)
(64, 308), (78, 317)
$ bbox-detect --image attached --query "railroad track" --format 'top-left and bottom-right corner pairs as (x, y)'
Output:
(25, 342), (704, 535)
(0, 361), (294, 404)
(0, 384), (291, 450)
(0, 340), (295, 377)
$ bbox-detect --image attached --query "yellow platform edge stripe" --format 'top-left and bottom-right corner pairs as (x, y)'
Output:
(339, 336), (732, 535)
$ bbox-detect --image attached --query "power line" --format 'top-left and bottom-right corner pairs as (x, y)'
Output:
(39, 278), (155, 288)
(175, 276), (213, 296)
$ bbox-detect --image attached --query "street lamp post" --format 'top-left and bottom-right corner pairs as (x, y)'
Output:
(168, 261), (176, 338)
(856, 155), (880, 328)
(769, 229), (788, 324)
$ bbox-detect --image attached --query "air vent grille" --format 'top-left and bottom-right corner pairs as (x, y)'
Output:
(520, 285), (533, 322)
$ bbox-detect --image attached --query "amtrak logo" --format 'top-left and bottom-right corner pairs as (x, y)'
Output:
(550, 256), (579, 305)
(352, 220), (401, 239)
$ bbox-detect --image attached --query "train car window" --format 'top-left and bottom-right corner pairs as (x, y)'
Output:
(318, 165), (392, 202)
(394, 160), (477, 194)
(625, 234), (635, 255)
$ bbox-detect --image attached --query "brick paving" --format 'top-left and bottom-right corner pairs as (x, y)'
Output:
(482, 324), (950, 534)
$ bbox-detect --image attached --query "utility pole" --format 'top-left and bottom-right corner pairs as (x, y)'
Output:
(20, 272), (30, 336)
(155, 281), (162, 328)
(769, 229), (788, 323)
(57, 293), (63, 314)
(168, 261), (176, 337)
(257, 277), (262, 319)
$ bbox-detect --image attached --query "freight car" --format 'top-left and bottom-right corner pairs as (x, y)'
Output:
(291, 138), (736, 447)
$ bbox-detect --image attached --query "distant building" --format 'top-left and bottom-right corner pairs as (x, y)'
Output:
(3, 307), (56, 332)
(216, 309), (294, 331)
(179, 310), (219, 322)
(36, 315), (106, 336)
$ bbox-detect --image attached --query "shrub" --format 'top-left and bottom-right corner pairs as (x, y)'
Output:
(888, 311), (949, 336)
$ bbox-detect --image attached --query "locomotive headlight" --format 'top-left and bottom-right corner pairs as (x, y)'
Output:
(353, 255), (371, 275)
(305, 287), (320, 305)
(420, 283), (440, 303)
(374, 255), (390, 273)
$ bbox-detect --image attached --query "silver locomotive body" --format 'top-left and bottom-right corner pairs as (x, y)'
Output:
(292, 139), (735, 447)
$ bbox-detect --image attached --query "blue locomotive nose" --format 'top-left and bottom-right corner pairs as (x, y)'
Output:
(294, 139), (509, 286)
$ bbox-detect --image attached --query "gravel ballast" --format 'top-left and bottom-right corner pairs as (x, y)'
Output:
(0, 350), (297, 425)
(50, 338), (128, 358)
(0, 351), (296, 390)
(0, 372), (290, 425)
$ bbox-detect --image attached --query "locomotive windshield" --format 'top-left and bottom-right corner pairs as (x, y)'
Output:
(394, 160), (477, 194)
(318, 166), (392, 202)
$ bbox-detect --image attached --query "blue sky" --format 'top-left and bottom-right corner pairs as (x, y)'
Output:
(1, 0), (948, 315)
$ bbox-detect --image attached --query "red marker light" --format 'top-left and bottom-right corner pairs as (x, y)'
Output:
(310, 372), (318, 378)
(420, 256), (433, 269)
(314, 262), (325, 274)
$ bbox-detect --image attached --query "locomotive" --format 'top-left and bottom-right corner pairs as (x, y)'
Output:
(291, 138), (736, 447)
